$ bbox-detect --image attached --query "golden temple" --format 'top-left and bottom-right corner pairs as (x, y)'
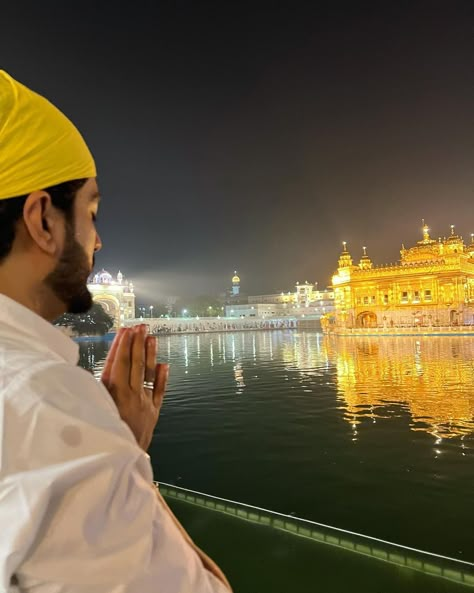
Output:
(326, 223), (474, 332)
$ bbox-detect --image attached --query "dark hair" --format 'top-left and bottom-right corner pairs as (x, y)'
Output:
(0, 178), (87, 263)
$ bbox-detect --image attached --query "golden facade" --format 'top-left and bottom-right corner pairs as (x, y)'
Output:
(331, 224), (474, 329)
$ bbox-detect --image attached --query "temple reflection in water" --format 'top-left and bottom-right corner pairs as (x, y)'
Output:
(276, 332), (474, 439)
(325, 336), (474, 439)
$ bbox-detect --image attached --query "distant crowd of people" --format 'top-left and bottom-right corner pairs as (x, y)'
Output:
(149, 318), (297, 335)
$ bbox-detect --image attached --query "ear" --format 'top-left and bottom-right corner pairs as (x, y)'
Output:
(22, 191), (64, 256)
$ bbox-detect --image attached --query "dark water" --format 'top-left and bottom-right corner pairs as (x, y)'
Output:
(78, 331), (474, 561)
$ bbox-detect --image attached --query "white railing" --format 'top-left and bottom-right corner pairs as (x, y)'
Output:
(125, 317), (299, 335)
(159, 482), (474, 587)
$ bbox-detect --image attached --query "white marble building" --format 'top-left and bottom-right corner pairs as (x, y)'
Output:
(87, 269), (135, 328)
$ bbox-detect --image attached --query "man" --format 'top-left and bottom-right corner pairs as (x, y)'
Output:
(0, 70), (231, 592)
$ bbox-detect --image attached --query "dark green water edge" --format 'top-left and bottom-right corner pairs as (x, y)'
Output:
(165, 486), (474, 593)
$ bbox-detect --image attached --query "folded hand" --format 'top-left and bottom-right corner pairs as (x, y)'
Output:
(101, 325), (169, 451)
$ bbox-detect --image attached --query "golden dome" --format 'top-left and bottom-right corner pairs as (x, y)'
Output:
(232, 271), (240, 284)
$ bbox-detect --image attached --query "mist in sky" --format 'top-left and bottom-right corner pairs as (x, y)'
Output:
(1, 1), (473, 298)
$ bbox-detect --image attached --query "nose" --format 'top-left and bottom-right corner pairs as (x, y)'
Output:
(94, 232), (102, 253)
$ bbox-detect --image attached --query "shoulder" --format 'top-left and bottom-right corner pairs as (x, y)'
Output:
(2, 360), (141, 465)
(8, 360), (118, 418)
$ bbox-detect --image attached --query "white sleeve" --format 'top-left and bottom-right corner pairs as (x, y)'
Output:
(0, 363), (228, 593)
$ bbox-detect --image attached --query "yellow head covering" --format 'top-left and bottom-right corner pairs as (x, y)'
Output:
(0, 70), (96, 200)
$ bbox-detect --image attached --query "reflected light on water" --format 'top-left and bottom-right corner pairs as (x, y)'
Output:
(233, 363), (245, 394)
(325, 336), (474, 439)
(82, 331), (474, 441)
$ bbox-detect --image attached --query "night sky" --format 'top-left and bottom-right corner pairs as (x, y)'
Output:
(2, 1), (473, 300)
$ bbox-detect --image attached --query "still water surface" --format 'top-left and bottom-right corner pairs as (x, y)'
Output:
(78, 331), (474, 561)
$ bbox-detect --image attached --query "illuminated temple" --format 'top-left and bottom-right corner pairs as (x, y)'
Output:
(327, 223), (474, 332)
(87, 270), (135, 328)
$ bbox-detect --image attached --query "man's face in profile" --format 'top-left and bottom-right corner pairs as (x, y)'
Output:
(45, 178), (102, 314)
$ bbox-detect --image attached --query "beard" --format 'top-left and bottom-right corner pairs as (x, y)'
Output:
(44, 222), (94, 315)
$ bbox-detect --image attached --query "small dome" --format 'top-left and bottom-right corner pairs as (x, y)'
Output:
(98, 269), (113, 284)
(232, 271), (240, 284)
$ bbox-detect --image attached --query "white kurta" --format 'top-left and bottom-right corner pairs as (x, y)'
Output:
(0, 295), (228, 593)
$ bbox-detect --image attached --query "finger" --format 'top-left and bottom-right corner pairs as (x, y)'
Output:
(145, 336), (157, 384)
(153, 363), (169, 409)
(101, 328), (126, 384)
(130, 325), (147, 392)
(110, 328), (133, 389)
